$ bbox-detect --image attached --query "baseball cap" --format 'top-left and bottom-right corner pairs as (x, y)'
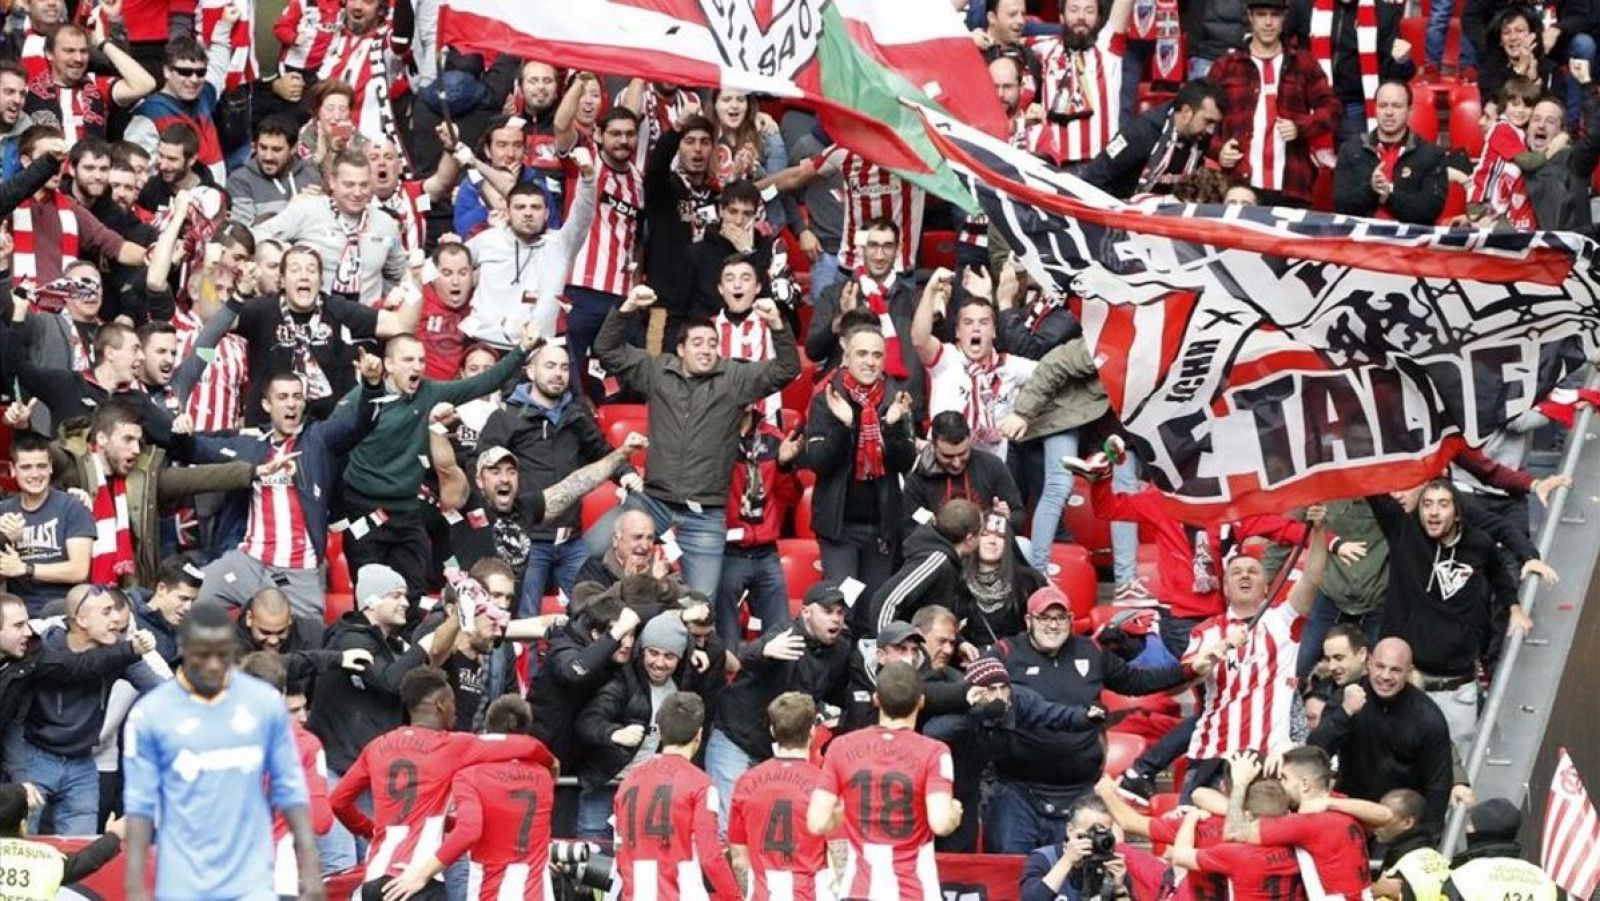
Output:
(803, 583), (848, 609)
(877, 621), (925, 648)
(476, 446), (516, 474)
(1026, 586), (1072, 617)
(1469, 798), (1522, 841)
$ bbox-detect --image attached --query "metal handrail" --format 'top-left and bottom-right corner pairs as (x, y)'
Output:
(1439, 370), (1600, 858)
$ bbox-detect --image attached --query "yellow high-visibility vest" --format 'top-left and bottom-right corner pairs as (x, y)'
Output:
(0, 837), (66, 900)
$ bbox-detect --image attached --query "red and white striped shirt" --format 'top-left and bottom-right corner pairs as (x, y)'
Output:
(1247, 55), (1288, 193)
(1026, 31), (1125, 165)
(810, 146), (924, 273)
(242, 434), (317, 569)
(379, 179), (429, 253)
(174, 307), (247, 432)
(567, 156), (644, 296)
(19, 31), (46, 80)
(273, 0), (340, 72)
(1185, 601), (1305, 760)
(714, 310), (780, 419)
(199, 0), (258, 91)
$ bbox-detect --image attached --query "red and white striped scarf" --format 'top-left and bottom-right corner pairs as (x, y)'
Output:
(19, 31), (47, 79)
(840, 371), (886, 481)
(379, 179), (427, 252)
(1310, 0), (1378, 164)
(62, 311), (91, 370)
(87, 452), (135, 584)
(199, 0), (259, 91)
(329, 199), (367, 296)
(964, 353), (1004, 444)
(855, 268), (909, 380)
(11, 190), (78, 287)
(319, 22), (408, 167)
(715, 310), (779, 419)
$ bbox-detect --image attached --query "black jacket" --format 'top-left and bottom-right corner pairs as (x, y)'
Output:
(868, 524), (970, 638)
(0, 641), (41, 773)
(527, 613), (626, 766)
(805, 277), (926, 415)
(574, 655), (664, 789)
(901, 446), (1025, 544)
(998, 300), (1082, 361)
(1186, 0), (1249, 61)
(984, 632), (1189, 790)
(1367, 495), (1521, 678)
(801, 369), (918, 545)
(1333, 129), (1450, 225)
(478, 388), (623, 540)
(1309, 679), (1455, 831)
(715, 619), (852, 760)
(645, 129), (719, 325)
(685, 230), (776, 324)
(1524, 82), (1600, 232)
(24, 631), (152, 757)
(233, 610), (335, 693)
(839, 649), (971, 734)
(305, 612), (431, 773)
(1079, 104), (1211, 200)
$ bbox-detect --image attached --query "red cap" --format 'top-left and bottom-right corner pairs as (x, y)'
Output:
(1026, 586), (1072, 617)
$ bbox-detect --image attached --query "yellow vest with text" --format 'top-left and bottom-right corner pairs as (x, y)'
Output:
(1382, 846), (1449, 901)
(1442, 856), (1559, 901)
(0, 837), (66, 900)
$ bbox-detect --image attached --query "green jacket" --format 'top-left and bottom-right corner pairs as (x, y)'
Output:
(1010, 338), (1108, 439)
(337, 346), (528, 512)
(52, 430), (256, 587)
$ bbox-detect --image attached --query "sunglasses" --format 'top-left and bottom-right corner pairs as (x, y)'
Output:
(171, 66), (206, 79)
(68, 584), (109, 620)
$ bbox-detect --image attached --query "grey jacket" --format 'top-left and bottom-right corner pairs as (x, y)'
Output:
(595, 306), (800, 506)
(253, 196), (407, 307)
(1009, 338), (1108, 439)
(225, 156), (321, 227)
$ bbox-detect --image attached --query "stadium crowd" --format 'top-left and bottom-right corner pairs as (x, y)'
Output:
(0, 0), (1591, 897)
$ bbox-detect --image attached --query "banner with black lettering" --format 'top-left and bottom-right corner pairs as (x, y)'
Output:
(914, 105), (1600, 521)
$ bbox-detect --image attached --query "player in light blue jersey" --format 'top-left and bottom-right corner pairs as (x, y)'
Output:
(121, 600), (326, 901)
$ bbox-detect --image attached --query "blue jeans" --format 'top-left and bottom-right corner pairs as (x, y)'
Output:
(565, 285), (625, 402)
(984, 780), (1077, 853)
(809, 253), (843, 306)
(575, 785), (616, 841)
(1029, 431), (1080, 572)
(704, 727), (753, 837)
(518, 539), (589, 617)
(1427, 0), (1478, 69)
(21, 742), (98, 835)
(317, 768), (367, 874)
(1338, 100), (1369, 152)
(623, 493), (728, 600)
(1111, 456), (1139, 585)
(715, 546), (789, 647)
(1294, 592), (1385, 680)
(444, 858), (469, 901)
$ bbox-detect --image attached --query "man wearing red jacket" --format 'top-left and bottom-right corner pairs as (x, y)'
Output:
(716, 408), (804, 647)
(330, 667), (557, 901)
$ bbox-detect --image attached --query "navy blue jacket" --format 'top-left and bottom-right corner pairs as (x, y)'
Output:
(170, 378), (384, 560)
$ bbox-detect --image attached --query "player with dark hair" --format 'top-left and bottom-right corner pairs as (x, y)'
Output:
(729, 692), (829, 899)
(331, 667), (558, 901)
(613, 691), (740, 901)
(381, 695), (559, 901)
(807, 662), (961, 901)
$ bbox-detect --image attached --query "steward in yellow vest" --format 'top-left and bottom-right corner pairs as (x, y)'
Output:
(0, 782), (125, 900)
(1440, 798), (1560, 901)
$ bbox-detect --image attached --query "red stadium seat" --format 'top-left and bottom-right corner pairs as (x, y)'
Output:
(581, 486), (622, 533)
(793, 484), (815, 539)
(597, 403), (647, 436)
(1439, 182), (1467, 224)
(1102, 690), (1182, 719)
(1148, 793), (1181, 854)
(781, 358), (817, 417)
(919, 229), (958, 271)
(325, 592), (353, 626)
(326, 530), (352, 595)
(1409, 81), (1440, 143)
(1061, 477), (1112, 564)
(1449, 83), (1484, 159)
(604, 417), (649, 468)
(778, 538), (824, 615)
(1399, 17), (1425, 69)
(1311, 167), (1334, 213)
(1103, 733), (1148, 780)
(540, 594), (565, 616)
(1045, 544), (1098, 632)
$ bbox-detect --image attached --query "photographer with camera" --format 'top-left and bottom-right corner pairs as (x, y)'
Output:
(1019, 795), (1164, 901)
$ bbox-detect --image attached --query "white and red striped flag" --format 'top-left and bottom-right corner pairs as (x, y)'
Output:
(1544, 747), (1600, 899)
